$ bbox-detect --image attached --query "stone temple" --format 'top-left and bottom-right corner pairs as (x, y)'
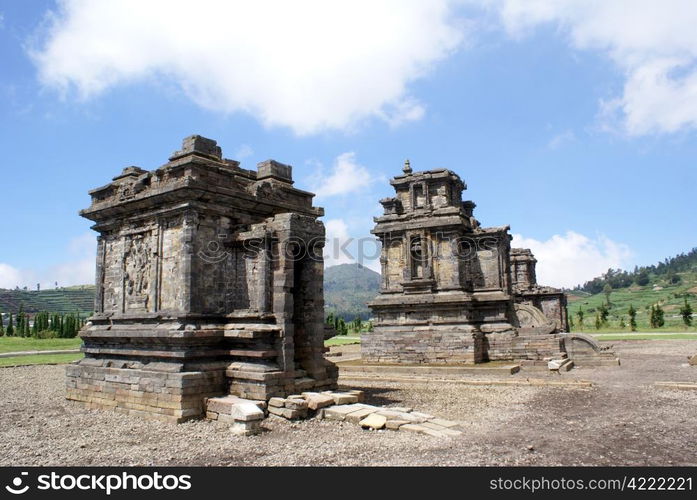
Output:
(364, 161), (615, 366)
(66, 136), (338, 422)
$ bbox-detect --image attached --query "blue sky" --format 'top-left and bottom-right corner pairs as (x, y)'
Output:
(0, 0), (696, 289)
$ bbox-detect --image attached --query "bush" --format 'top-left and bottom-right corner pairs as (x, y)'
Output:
(35, 329), (57, 339)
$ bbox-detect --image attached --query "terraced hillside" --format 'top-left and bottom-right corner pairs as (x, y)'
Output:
(0, 286), (95, 315)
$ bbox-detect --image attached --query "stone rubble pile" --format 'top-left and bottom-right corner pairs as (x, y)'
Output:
(205, 390), (463, 438)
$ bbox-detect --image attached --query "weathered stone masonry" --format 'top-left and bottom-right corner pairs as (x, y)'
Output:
(66, 136), (338, 422)
(363, 162), (615, 366)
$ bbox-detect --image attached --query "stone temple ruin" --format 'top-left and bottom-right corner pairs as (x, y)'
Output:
(364, 161), (617, 366)
(66, 135), (338, 422)
(67, 136), (616, 427)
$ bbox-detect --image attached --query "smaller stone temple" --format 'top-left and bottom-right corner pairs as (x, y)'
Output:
(364, 162), (616, 366)
(66, 135), (338, 422)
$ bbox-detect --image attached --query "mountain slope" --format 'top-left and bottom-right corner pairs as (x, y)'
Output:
(324, 263), (380, 320)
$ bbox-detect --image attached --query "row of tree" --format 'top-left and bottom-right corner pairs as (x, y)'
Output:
(0, 305), (85, 338)
(570, 299), (693, 331)
(575, 248), (697, 294)
(325, 312), (373, 336)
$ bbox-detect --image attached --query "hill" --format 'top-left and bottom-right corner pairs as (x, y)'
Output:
(568, 249), (697, 331)
(0, 286), (95, 315)
(324, 263), (381, 320)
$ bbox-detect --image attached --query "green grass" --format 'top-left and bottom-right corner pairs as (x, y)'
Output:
(325, 336), (361, 346)
(567, 271), (697, 333)
(590, 333), (697, 341)
(0, 352), (83, 367)
(0, 337), (82, 353)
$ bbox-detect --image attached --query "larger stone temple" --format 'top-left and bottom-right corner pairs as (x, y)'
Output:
(66, 136), (338, 422)
(363, 161), (615, 366)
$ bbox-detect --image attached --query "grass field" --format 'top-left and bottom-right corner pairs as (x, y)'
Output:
(567, 272), (697, 333)
(0, 353), (83, 367)
(0, 337), (82, 354)
(589, 333), (697, 341)
(325, 336), (361, 346)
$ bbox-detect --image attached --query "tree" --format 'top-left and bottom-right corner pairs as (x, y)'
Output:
(576, 307), (585, 331)
(6, 313), (14, 336)
(594, 313), (602, 330)
(619, 316), (626, 329)
(568, 313), (574, 331)
(680, 298), (693, 328)
(635, 271), (650, 286)
(603, 283), (613, 306)
(0, 311), (4, 336)
(628, 304), (637, 332)
(598, 303), (609, 325)
(649, 304), (665, 328)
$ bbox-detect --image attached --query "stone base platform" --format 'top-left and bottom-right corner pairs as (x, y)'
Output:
(65, 362), (227, 423)
(336, 360), (521, 377)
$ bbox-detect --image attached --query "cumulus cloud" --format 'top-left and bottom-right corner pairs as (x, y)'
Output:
(312, 152), (376, 198)
(0, 233), (95, 290)
(31, 0), (464, 135)
(511, 230), (632, 289)
(323, 218), (354, 267)
(492, 0), (697, 135)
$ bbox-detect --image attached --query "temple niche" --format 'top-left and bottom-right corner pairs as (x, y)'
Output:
(66, 135), (338, 422)
(364, 161), (615, 366)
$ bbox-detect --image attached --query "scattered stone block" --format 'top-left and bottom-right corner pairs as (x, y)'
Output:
(410, 411), (434, 420)
(345, 407), (378, 424)
(284, 398), (309, 411)
(322, 404), (363, 421)
(268, 397), (286, 408)
(231, 420), (261, 436)
(230, 402), (264, 422)
(268, 406), (308, 420)
(400, 423), (447, 438)
(429, 418), (460, 429)
(302, 392), (335, 411)
(390, 406), (413, 413)
(346, 390), (365, 402)
(688, 354), (697, 366)
(359, 413), (387, 430)
(327, 392), (359, 405)
(385, 419), (410, 430)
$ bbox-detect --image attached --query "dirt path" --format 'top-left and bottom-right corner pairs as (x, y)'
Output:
(0, 340), (696, 466)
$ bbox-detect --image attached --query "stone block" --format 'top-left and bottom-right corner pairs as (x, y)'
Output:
(359, 413), (387, 430)
(268, 397), (286, 408)
(345, 407), (378, 424)
(230, 402), (264, 422)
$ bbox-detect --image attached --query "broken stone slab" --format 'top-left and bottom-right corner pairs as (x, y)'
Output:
(428, 418), (461, 429)
(231, 420), (262, 436)
(345, 407), (379, 424)
(284, 398), (309, 411)
(346, 390), (365, 402)
(206, 395), (266, 415)
(688, 354), (697, 366)
(268, 406), (308, 420)
(385, 419), (410, 430)
(268, 397), (286, 408)
(323, 391), (359, 405)
(301, 392), (335, 411)
(400, 423), (448, 438)
(420, 421), (462, 436)
(359, 413), (387, 430)
(376, 410), (426, 423)
(321, 403), (370, 421)
(230, 402), (265, 422)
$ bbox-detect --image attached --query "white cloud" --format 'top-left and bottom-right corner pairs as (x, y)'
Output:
(312, 152), (375, 198)
(492, 0), (697, 135)
(511, 230), (632, 289)
(546, 130), (576, 149)
(234, 144), (254, 159)
(0, 233), (95, 290)
(323, 218), (354, 267)
(31, 0), (464, 135)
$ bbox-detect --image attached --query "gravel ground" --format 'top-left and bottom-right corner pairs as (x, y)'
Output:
(1, 340), (696, 466)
